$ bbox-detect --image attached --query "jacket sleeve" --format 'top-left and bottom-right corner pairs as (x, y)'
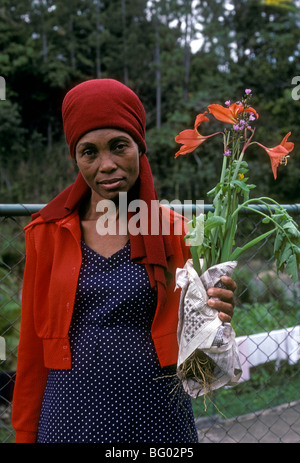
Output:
(12, 227), (49, 443)
(150, 210), (192, 367)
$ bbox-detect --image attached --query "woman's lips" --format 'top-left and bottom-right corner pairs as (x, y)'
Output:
(98, 178), (125, 190)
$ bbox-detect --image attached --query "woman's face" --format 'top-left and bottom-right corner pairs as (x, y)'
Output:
(75, 128), (141, 202)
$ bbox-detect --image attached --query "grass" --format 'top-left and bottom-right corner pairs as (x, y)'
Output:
(232, 298), (300, 338)
(0, 425), (14, 444)
(192, 360), (300, 420)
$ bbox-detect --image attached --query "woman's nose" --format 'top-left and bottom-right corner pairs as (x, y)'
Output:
(98, 152), (117, 172)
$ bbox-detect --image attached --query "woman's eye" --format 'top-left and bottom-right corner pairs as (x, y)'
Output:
(114, 143), (126, 151)
(82, 149), (95, 157)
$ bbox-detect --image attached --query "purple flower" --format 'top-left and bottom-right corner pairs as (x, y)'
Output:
(245, 89), (252, 95)
(225, 100), (231, 106)
(233, 124), (241, 131)
(223, 149), (232, 156)
(249, 113), (256, 121)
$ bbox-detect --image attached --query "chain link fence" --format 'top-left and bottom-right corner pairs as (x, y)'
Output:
(0, 203), (299, 443)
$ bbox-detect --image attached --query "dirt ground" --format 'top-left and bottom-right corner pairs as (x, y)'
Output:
(196, 400), (300, 443)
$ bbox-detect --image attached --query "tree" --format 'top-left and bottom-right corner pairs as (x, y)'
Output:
(0, 0), (298, 203)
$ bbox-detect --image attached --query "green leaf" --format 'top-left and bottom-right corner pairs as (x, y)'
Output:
(207, 186), (216, 196)
(292, 244), (300, 254)
(190, 245), (202, 276)
(286, 254), (298, 283)
(207, 182), (223, 197)
(271, 213), (286, 224)
(277, 241), (293, 269)
(204, 215), (226, 233)
(231, 180), (250, 192)
(230, 228), (276, 261)
(282, 221), (300, 238)
(274, 233), (283, 253)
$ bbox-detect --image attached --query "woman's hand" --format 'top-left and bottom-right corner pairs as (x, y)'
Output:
(206, 276), (237, 323)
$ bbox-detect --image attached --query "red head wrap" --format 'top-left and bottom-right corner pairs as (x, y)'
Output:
(62, 79), (147, 157)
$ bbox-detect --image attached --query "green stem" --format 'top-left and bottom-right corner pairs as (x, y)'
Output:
(213, 154), (228, 216)
(229, 228), (277, 261)
(233, 137), (240, 161)
(231, 198), (294, 247)
(221, 190), (239, 262)
(231, 150), (244, 182)
(231, 131), (255, 182)
(232, 197), (287, 220)
(190, 245), (201, 276)
(210, 153), (228, 263)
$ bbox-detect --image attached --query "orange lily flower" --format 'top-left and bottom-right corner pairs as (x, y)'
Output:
(208, 103), (259, 125)
(174, 112), (220, 158)
(256, 132), (294, 179)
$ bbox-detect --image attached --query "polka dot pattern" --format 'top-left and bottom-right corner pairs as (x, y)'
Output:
(37, 240), (198, 443)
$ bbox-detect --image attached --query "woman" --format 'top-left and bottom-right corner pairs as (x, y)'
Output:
(12, 79), (236, 443)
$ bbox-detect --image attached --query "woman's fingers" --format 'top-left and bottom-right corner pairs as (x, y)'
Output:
(220, 275), (237, 292)
(206, 276), (237, 323)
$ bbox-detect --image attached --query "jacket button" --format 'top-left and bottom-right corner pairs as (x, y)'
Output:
(72, 267), (76, 275)
(66, 302), (70, 311)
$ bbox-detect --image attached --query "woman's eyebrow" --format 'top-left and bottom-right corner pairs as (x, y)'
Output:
(77, 136), (130, 150)
(77, 141), (96, 150)
(109, 136), (130, 144)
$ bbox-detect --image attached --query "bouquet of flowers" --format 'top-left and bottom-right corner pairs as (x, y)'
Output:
(174, 90), (300, 398)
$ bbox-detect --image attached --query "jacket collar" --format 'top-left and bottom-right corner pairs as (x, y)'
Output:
(31, 172), (90, 223)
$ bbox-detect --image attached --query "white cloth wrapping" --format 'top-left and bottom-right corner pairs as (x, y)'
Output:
(175, 259), (242, 398)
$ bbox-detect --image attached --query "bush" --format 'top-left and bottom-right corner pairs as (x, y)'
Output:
(0, 266), (21, 371)
(232, 298), (300, 338)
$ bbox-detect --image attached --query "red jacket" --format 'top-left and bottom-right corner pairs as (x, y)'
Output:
(12, 205), (190, 443)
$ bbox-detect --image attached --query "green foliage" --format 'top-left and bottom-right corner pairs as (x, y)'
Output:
(232, 298), (300, 336)
(0, 267), (21, 370)
(272, 211), (300, 282)
(0, 101), (26, 165)
(232, 258), (300, 336)
(227, 201), (300, 282)
(0, 0), (298, 204)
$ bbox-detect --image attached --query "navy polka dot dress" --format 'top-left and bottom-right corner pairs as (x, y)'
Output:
(37, 240), (198, 443)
